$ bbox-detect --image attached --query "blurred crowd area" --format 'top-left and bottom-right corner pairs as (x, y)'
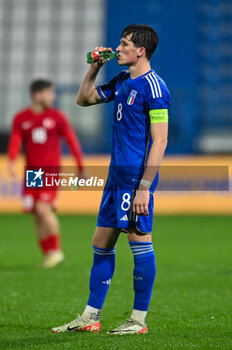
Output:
(0, 0), (106, 152)
(0, 0), (232, 155)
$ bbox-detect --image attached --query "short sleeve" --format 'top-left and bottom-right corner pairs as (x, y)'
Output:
(97, 72), (125, 103)
(145, 80), (171, 123)
(146, 85), (171, 111)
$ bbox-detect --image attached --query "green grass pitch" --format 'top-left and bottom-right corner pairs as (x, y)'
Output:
(0, 214), (231, 350)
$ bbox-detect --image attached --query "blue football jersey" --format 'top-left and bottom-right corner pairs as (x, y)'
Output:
(97, 69), (171, 192)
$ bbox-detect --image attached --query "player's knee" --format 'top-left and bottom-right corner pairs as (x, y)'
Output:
(92, 235), (103, 248)
(92, 228), (107, 248)
(128, 229), (152, 242)
(92, 235), (114, 249)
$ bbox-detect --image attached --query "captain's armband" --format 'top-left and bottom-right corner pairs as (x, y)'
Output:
(149, 109), (169, 124)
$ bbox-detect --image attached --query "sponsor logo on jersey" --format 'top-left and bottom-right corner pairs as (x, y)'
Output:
(43, 117), (56, 129)
(26, 168), (44, 188)
(127, 90), (137, 105)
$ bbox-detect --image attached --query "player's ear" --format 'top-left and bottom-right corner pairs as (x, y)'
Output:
(137, 47), (145, 58)
(32, 92), (39, 101)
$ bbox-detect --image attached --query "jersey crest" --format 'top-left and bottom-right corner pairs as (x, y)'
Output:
(43, 117), (56, 129)
(127, 90), (137, 105)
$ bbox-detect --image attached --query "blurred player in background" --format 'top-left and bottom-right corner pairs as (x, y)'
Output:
(52, 24), (171, 334)
(8, 79), (84, 268)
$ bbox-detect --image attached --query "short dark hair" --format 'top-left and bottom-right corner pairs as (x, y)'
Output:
(121, 24), (159, 60)
(30, 79), (54, 95)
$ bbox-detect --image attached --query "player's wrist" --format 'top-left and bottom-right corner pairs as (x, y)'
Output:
(139, 179), (151, 191)
(90, 62), (102, 71)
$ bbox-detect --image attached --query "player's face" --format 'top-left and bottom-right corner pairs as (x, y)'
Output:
(33, 87), (56, 108)
(116, 35), (144, 66)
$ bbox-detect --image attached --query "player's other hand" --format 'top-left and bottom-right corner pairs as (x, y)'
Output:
(8, 161), (17, 178)
(92, 46), (113, 67)
(133, 187), (150, 216)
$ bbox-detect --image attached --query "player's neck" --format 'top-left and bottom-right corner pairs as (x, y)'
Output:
(129, 60), (151, 80)
(30, 103), (47, 115)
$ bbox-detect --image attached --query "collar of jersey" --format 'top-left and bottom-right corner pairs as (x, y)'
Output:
(29, 107), (49, 116)
(128, 69), (154, 82)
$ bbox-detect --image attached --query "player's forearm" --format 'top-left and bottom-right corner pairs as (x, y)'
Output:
(76, 65), (101, 106)
(7, 134), (21, 177)
(68, 138), (84, 172)
(140, 139), (167, 189)
(63, 126), (84, 172)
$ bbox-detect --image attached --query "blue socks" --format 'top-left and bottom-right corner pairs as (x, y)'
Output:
(129, 241), (156, 311)
(87, 246), (115, 309)
(86, 242), (155, 316)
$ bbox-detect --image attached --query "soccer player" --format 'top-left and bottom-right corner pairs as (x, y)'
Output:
(8, 79), (84, 268)
(52, 24), (171, 334)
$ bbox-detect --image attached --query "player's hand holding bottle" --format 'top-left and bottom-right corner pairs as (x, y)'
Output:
(87, 47), (118, 67)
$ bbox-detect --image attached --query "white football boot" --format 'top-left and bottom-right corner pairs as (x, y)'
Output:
(107, 318), (148, 335)
(41, 251), (64, 269)
(52, 314), (101, 333)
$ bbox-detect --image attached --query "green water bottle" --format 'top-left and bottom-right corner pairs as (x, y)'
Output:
(86, 50), (118, 64)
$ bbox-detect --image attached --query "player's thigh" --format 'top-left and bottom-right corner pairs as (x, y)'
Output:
(34, 200), (54, 219)
(92, 227), (121, 249)
(127, 227), (152, 242)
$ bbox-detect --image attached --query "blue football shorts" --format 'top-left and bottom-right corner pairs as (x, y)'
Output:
(97, 181), (154, 234)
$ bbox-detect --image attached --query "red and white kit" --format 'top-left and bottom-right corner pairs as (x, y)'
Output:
(8, 107), (83, 211)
